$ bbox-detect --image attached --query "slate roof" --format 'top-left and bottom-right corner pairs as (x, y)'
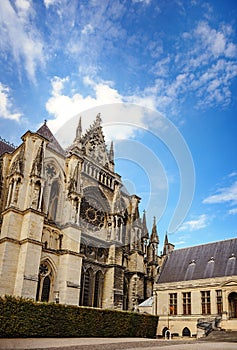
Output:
(158, 238), (237, 283)
(0, 138), (15, 156)
(37, 123), (65, 156)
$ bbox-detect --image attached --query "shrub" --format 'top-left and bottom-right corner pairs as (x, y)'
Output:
(0, 296), (158, 338)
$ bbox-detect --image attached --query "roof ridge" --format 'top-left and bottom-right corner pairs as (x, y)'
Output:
(174, 237), (237, 252)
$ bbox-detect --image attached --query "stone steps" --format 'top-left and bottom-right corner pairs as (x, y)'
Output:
(200, 329), (237, 342)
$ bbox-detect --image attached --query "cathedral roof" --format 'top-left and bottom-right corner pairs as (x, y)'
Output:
(0, 137), (15, 156)
(158, 237), (237, 283)
(37, 122), (65, 156)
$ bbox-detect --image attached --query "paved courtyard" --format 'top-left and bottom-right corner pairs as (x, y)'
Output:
(0, 338), (237, 350)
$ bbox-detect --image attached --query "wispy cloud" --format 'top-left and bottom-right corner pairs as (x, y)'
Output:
(0, 83), (21, 121)
(229, 208), (237, 215)
(148, 20), (237, 113)
(203, 181), (237, 205)
(177, 214), (210, 232)
(0, 0), (45, 83)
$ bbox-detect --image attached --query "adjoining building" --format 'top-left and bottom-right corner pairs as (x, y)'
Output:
(0, 114), (161, 310)
(153, 237), (237, 337)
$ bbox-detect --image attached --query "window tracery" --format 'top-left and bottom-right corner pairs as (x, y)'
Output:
(36, 261), (53, 302)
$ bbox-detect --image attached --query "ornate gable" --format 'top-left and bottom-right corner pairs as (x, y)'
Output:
(81, 114), (110, 166)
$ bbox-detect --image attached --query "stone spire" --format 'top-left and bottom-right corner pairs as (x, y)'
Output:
(73, 116), (82, 146)
(109, 141), (114, 163)
(142, 210), (149, 239)
(150, 216), (159, 244)
(164, 232), (168, 246)
(95, 113), (102, 126)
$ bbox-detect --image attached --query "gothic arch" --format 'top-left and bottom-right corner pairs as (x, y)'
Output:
(42, 227), (61, 250)
(44, 157), (65, 181)
(162, 327), (169, 338)
(36, 258), (56, 302)
(80, 267), (93, 306)
(93, 270), (104, 308)
(79, 266), (104, 308)
(228, 292), (237, 318)
(82, 186), (110, 212)
(182, 327), (191, 337)
(48, 179), (60, 221)
(41, 158), (65, 218)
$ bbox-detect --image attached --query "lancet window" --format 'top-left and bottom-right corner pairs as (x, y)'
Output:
(79, 268), (104, 308)
(36, 261), (54, 302)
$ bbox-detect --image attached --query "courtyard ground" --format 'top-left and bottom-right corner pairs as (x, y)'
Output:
(0, 337), (237, 350)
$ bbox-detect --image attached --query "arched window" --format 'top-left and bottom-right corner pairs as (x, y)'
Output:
(182, 327), (191, 337)
(123, 276), (129, 310)
(80, 268), (93, 306)
(36, 262), (53, 302)
(228, 292), (237, 318)
(41, 276), (51, 302)
(93, 271), (103, 308)
(79, 269), (85, 306)
(48, 180), (59, 221)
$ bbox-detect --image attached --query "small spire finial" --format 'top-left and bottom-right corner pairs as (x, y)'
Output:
(150, 216), (159, 244)
(109, 141), (114, 162)
(96, 113), (102, 125)
(44, 119), (47, 125)
(74, 116), (82, 144)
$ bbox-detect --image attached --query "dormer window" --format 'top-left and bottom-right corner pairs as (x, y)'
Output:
(189, 259), (196, 265)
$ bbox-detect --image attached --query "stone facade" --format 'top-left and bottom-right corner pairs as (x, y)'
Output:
(0, 114), (161, 310)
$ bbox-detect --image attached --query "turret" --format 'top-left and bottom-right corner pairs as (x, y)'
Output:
(147, 217), (159, 265)
(150, 216), (159, 244)
(163, 232), (175, 256)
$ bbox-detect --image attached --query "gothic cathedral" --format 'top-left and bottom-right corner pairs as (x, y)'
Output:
(0, 114), (161, 310)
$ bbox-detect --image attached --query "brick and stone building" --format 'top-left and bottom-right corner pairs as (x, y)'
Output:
(0, 114), (160, 310)
(153, 237), (237, 337)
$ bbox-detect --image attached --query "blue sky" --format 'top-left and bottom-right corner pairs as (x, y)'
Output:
(0, 0), (237, 249)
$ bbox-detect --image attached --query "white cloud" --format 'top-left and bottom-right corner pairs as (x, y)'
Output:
(132, 0), (151, 4)
(43, 0), (59, 8)
(81, 24), (94, 36)
(46, 75), (159, 138)
(177, 214), (210, 232)
(0, 0), (45, 82)
(0, 83), (21, 121)
(170, 21), (237, 109)
(228, 172), (237, 178)
(229, 208), (237, 215)
(195, 21), (237, 58)
(203, 181), (237, 205)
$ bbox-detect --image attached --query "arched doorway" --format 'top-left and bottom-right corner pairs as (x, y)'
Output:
(182, 327), (191, 337)
(228, 292), (237, 318)
(162, 327), (169, 338)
